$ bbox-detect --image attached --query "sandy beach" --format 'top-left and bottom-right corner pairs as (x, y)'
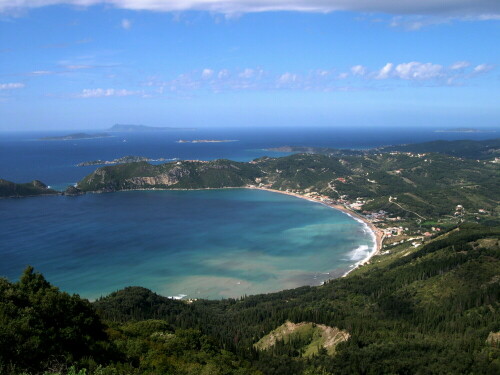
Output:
(246, 186), (385, 275)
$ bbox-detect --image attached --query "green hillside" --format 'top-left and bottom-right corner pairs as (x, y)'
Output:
(76, 150), (499, 221)
(269, 138), (500, 160)
(1, 224), (499, 374)
(380, 138), (500, 160)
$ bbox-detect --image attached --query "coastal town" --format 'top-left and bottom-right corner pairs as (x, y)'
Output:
(248, 177), (491, 268)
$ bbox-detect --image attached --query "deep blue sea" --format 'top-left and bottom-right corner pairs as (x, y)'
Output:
(0, 126), (497, 299)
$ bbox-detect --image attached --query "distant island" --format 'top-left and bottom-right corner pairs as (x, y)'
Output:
(77, 155), (176, 167)
(177, 139), (238, 143)
(435, 128), (496, 133)
(109, 124), (196, 132)
(38, 133), (111, 141)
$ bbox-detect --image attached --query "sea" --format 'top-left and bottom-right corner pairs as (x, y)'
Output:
(0, 126), (497, 299)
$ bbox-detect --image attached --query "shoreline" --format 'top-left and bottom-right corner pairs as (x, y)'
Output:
(245, 186), (384, 276)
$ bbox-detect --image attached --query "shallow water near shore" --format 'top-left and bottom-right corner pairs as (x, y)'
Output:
(0, 189), (373, 299)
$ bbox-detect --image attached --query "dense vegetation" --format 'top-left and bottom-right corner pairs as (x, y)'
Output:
(2, 139), (499, 374)
(274, 138), (500, 160)
(0, 179), (59, 198)
(76, 148), (499, 220)
(382, 138), (500, 160)
(1, 224), (499, 374)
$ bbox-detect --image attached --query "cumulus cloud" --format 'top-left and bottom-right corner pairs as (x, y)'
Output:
(375, 63), (393, 79)
(0, 82), (25, 89)
(75, 88), (140, 98)
(0, 1), (499, 18)
(278, 72), (298, 83)
(118, 61), (496, 98)
(350, 65), (367, 76)
(450, 61), (470, 70)
(393, 62), (443, 80)
(201, 68), (214, 79)
(239, 68), (255, 79)
(218, 69), (230, 79)
(473, 63), (495, 73)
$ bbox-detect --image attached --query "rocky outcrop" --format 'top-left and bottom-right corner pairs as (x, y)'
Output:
(124, 166), (191, 187)
(63, 185), (84, 196)
(254, 321), (350, 356)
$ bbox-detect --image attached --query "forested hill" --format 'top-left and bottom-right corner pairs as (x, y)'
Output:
(75, 151), (500, 219)
(2, 224), (499, 374)
(379, 138), (500, 160)
(268, 138), (500, 160)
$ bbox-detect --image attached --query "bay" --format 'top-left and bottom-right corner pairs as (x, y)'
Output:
(0, 189), (373, 299)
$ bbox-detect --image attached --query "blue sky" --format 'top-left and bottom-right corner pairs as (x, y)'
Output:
(0, 1), (499, 130)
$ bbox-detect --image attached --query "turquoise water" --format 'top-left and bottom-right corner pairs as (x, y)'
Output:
(0, 189), (373, 299)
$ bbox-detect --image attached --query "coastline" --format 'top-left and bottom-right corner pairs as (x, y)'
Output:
(245, 186), (384, 276)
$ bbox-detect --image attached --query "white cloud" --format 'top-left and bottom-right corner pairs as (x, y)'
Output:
(1, 1), (499, 18)
(394, 62), (443, 80)
(450, 61), (470, 70)
(350, 65), (366, 76)
(140, 61), (494, 95)
(239, 68), (255, 78)
(0, 82), (25, 90)
(65, 64), (94, 70)
(76, 88), (140, 98)
(28, 70), (54, 76)
(473, 63), (495, 73)
(121, 18), (132, 29)
(218, 69), (230, 79)
(201, 68), (214, 79)
(278, 72), (298, 84)
(375, 63), (393, 79)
